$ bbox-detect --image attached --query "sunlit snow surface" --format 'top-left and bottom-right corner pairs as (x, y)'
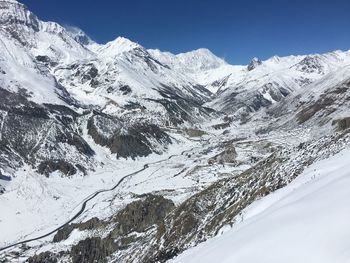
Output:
(172, 148), (350, 263)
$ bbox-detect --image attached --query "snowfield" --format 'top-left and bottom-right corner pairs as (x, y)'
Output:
(172, 148), (350, 263)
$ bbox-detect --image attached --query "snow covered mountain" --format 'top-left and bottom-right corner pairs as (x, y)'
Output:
(204, 51), (350, 121)
(0, 0), (217, 181)
(148, 48), (226, 73)
(1, 1), (350, 262)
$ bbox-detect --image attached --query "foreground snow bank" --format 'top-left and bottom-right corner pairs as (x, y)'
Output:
(172, 148), (350, 263)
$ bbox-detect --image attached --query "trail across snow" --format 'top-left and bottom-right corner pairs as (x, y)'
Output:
(172, 148), (350, 263)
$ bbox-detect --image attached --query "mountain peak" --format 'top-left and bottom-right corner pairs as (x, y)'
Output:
(65, 26), (95, 46)
(112, 36), (141, 49)
(93, 36), (142, 57)
(175, 48), (226, 71)
(247, 57), (262, 71)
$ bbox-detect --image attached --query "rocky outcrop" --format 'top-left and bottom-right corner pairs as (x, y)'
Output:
(0, 87), (94, 177)
(53, 224), (75, 243)
(332, 117), (350, 131)
(146, 87), (216, 127)
(51, 195), (175, 263)
(71, 237), (116, 263)
(208, 144), (237, 165)
(37, 160), (77, 177)
(111, 194), (175, 237)
(87, 113), (171, 159)
(296, 79), (350, 125)
(183, 128), (206, 138)
(293, 55), (324, 74)
(53, 217), (105, 243)
(27, 251), (61, 263)
(247, 57), (262, 71)
(297, 96), (335, 124)
(216, 145), (237, 164)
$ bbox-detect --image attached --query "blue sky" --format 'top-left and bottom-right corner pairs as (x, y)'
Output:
(20, 0), (350, 64)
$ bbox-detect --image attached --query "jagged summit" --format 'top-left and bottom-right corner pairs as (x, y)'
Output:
(247, 57), (262, 71)
(65, 26), (95, 46)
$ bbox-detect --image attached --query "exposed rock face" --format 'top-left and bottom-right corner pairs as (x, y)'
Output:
(184, 128), (206, 138)
(37, 159), (77, 177)
(216, 145), (237, 164)
(87, 113), (171, 159)
(147, 91), (216, 127)
(68, 63), (100, 88)
(53, 217), (104, 243)
(65, 26), (94, 46)
(0, 87), (94, 176)
(208, 144), (237, 165)
(53, 224), (75, 243)
(293, 55), (324, 74)
(111, 194), (175, 236)
(296, 78), (350, 125)
(71, 237), (116, 263)
(27, 251), (60, 263)
(50, 195), (175, 263)
(247, 57), (262, 71)
(209, 75), (231, 92)
(297, 96), (335, 124)
(332, 117), (350, 131)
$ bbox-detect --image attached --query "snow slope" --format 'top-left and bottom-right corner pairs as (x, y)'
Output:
(172, 148), (350, 263)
